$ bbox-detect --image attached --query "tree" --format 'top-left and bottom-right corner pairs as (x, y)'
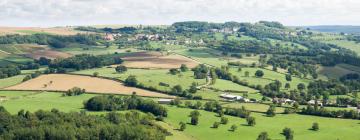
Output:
(124, 75), (138, 86)
(312, 122), (319, 131)
(244, 71), (250, 77)
(285, 83), (291, 89)
(238, 67), (242, 72)
(189, 82), (197, 93)
(246, 116), (256, 126)
(297, 83), (306, 91)
(115, 65), (127, 73)
(93, 72), (99, 77)
(255, 70), (264, 77)
(179, 122), (186, 131)
(190, 110), (200, 125)
(230, 125), (237, 132)
(257, 132), (270, 140)
(23, 75), (32, 82)
(212, 122), (220, 128)
(194, 101), (202, 109)
(171, 85), (183, 95)
(169, 68), (179, 75)
(282, 127), (294, 140)
(220, 117), (228, 124)
(286, 74), (292, 81)
(266, 104), (276, 117)
(180, 64), (188, 72)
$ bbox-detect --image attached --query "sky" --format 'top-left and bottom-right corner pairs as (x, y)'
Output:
(1, 0), (360, 27)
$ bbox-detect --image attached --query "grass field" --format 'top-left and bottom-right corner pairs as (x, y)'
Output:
(318, 64), (360, 79)
(0, 91), (96, 114)
(324, 40), (360, 55)
(209, 79), (258, 93)
(164, 106), (360, 140)
(0, 75), (26, 89)
(1, 90), (359, 140)
(230, 67), (310, 90)
(73, 68), (206, 92)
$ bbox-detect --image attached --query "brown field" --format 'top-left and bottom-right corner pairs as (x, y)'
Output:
(23, 48), (72, 59)
(120, 52), (199, 69)
(5, 74), (174, 98)
(0, 27), (84, 35)
(0, 44), (72, 59)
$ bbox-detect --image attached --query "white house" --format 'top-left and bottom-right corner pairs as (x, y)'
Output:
(308, 100), (323, 106)
(220, 93), (250, 102)
(158, 99), (173, 104)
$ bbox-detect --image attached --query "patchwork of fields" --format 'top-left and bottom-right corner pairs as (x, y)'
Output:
(5, 74), (174, 98)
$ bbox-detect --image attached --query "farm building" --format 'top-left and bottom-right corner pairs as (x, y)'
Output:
(158, 99), (173, 104)
(220, 93), (249, 102)
(272, 98), (296, 105)
(308, 100), (323, 106)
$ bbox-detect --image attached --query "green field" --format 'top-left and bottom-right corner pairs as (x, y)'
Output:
(73, 67), (206, 92)
(0, 91), (96, 114)
(209, 79), (258, 93)
(0, 75), (26, 89)
(230, 67), (310, 90)
(164, 106), (360, 140)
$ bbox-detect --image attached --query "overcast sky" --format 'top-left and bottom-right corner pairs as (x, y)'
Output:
(1, 0), (360, 27)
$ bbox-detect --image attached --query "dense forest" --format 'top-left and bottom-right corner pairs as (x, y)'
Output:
(0, 34), (102, 48)
(0, 106), (168, 140)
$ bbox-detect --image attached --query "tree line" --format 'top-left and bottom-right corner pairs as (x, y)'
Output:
(84, 94), (168, 117)
(0, 106), (168, 140)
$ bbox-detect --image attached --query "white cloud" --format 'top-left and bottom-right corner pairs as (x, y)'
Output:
(0, 0), (360, 27)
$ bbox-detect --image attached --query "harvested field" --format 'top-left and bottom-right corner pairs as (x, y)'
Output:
(0, 27), (83, 35)
(5, 74), (174, 98)
(119, 52), (199, 69)
(0, 44), (72, 59)
(23, 49), (72, 59)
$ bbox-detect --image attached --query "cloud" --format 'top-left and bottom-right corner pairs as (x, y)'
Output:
(0, 0), (360, 27)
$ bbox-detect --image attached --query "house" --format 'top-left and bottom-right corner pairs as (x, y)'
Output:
(158, 99), (173, 104)
(104, 33), (114, 41)
(308, 100), (323, 106)
(272, 98), (296, 105)
(0, 96), (7, 102)
(220, 93), (249, 102)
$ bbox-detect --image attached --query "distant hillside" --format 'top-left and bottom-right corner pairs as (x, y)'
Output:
(301, 25), (360, 34)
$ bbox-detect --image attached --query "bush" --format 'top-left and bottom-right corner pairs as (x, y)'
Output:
(64, 87), (85, 96)
(212, 122), (220, 128)
(115, 65), (127, 73)
(220, 117), (228, 124)
(312, 122), (319, 131)
(246, 116), (256, 126)
(282, 127), (294, 140)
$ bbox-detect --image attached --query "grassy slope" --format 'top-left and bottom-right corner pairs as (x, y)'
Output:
(72, 67), (206, 92)
(165, 106), (360, 140)
(230, 67), (310, 90)
(0, 75), (26, 89)
(0, 91), (95, 114)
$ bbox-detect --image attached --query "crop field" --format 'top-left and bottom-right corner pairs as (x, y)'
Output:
(5, 74), (173, 98)
(164, 106), (360, 140)
(0, 44), (72, 60)
(73, 68), (206, 92)
(0, 27), (83, 35)
(119, 51), (199, 69)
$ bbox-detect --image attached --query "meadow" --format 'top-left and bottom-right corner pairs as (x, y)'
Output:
(73, 67), (206, 92)
(164, 106), (360, 140)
